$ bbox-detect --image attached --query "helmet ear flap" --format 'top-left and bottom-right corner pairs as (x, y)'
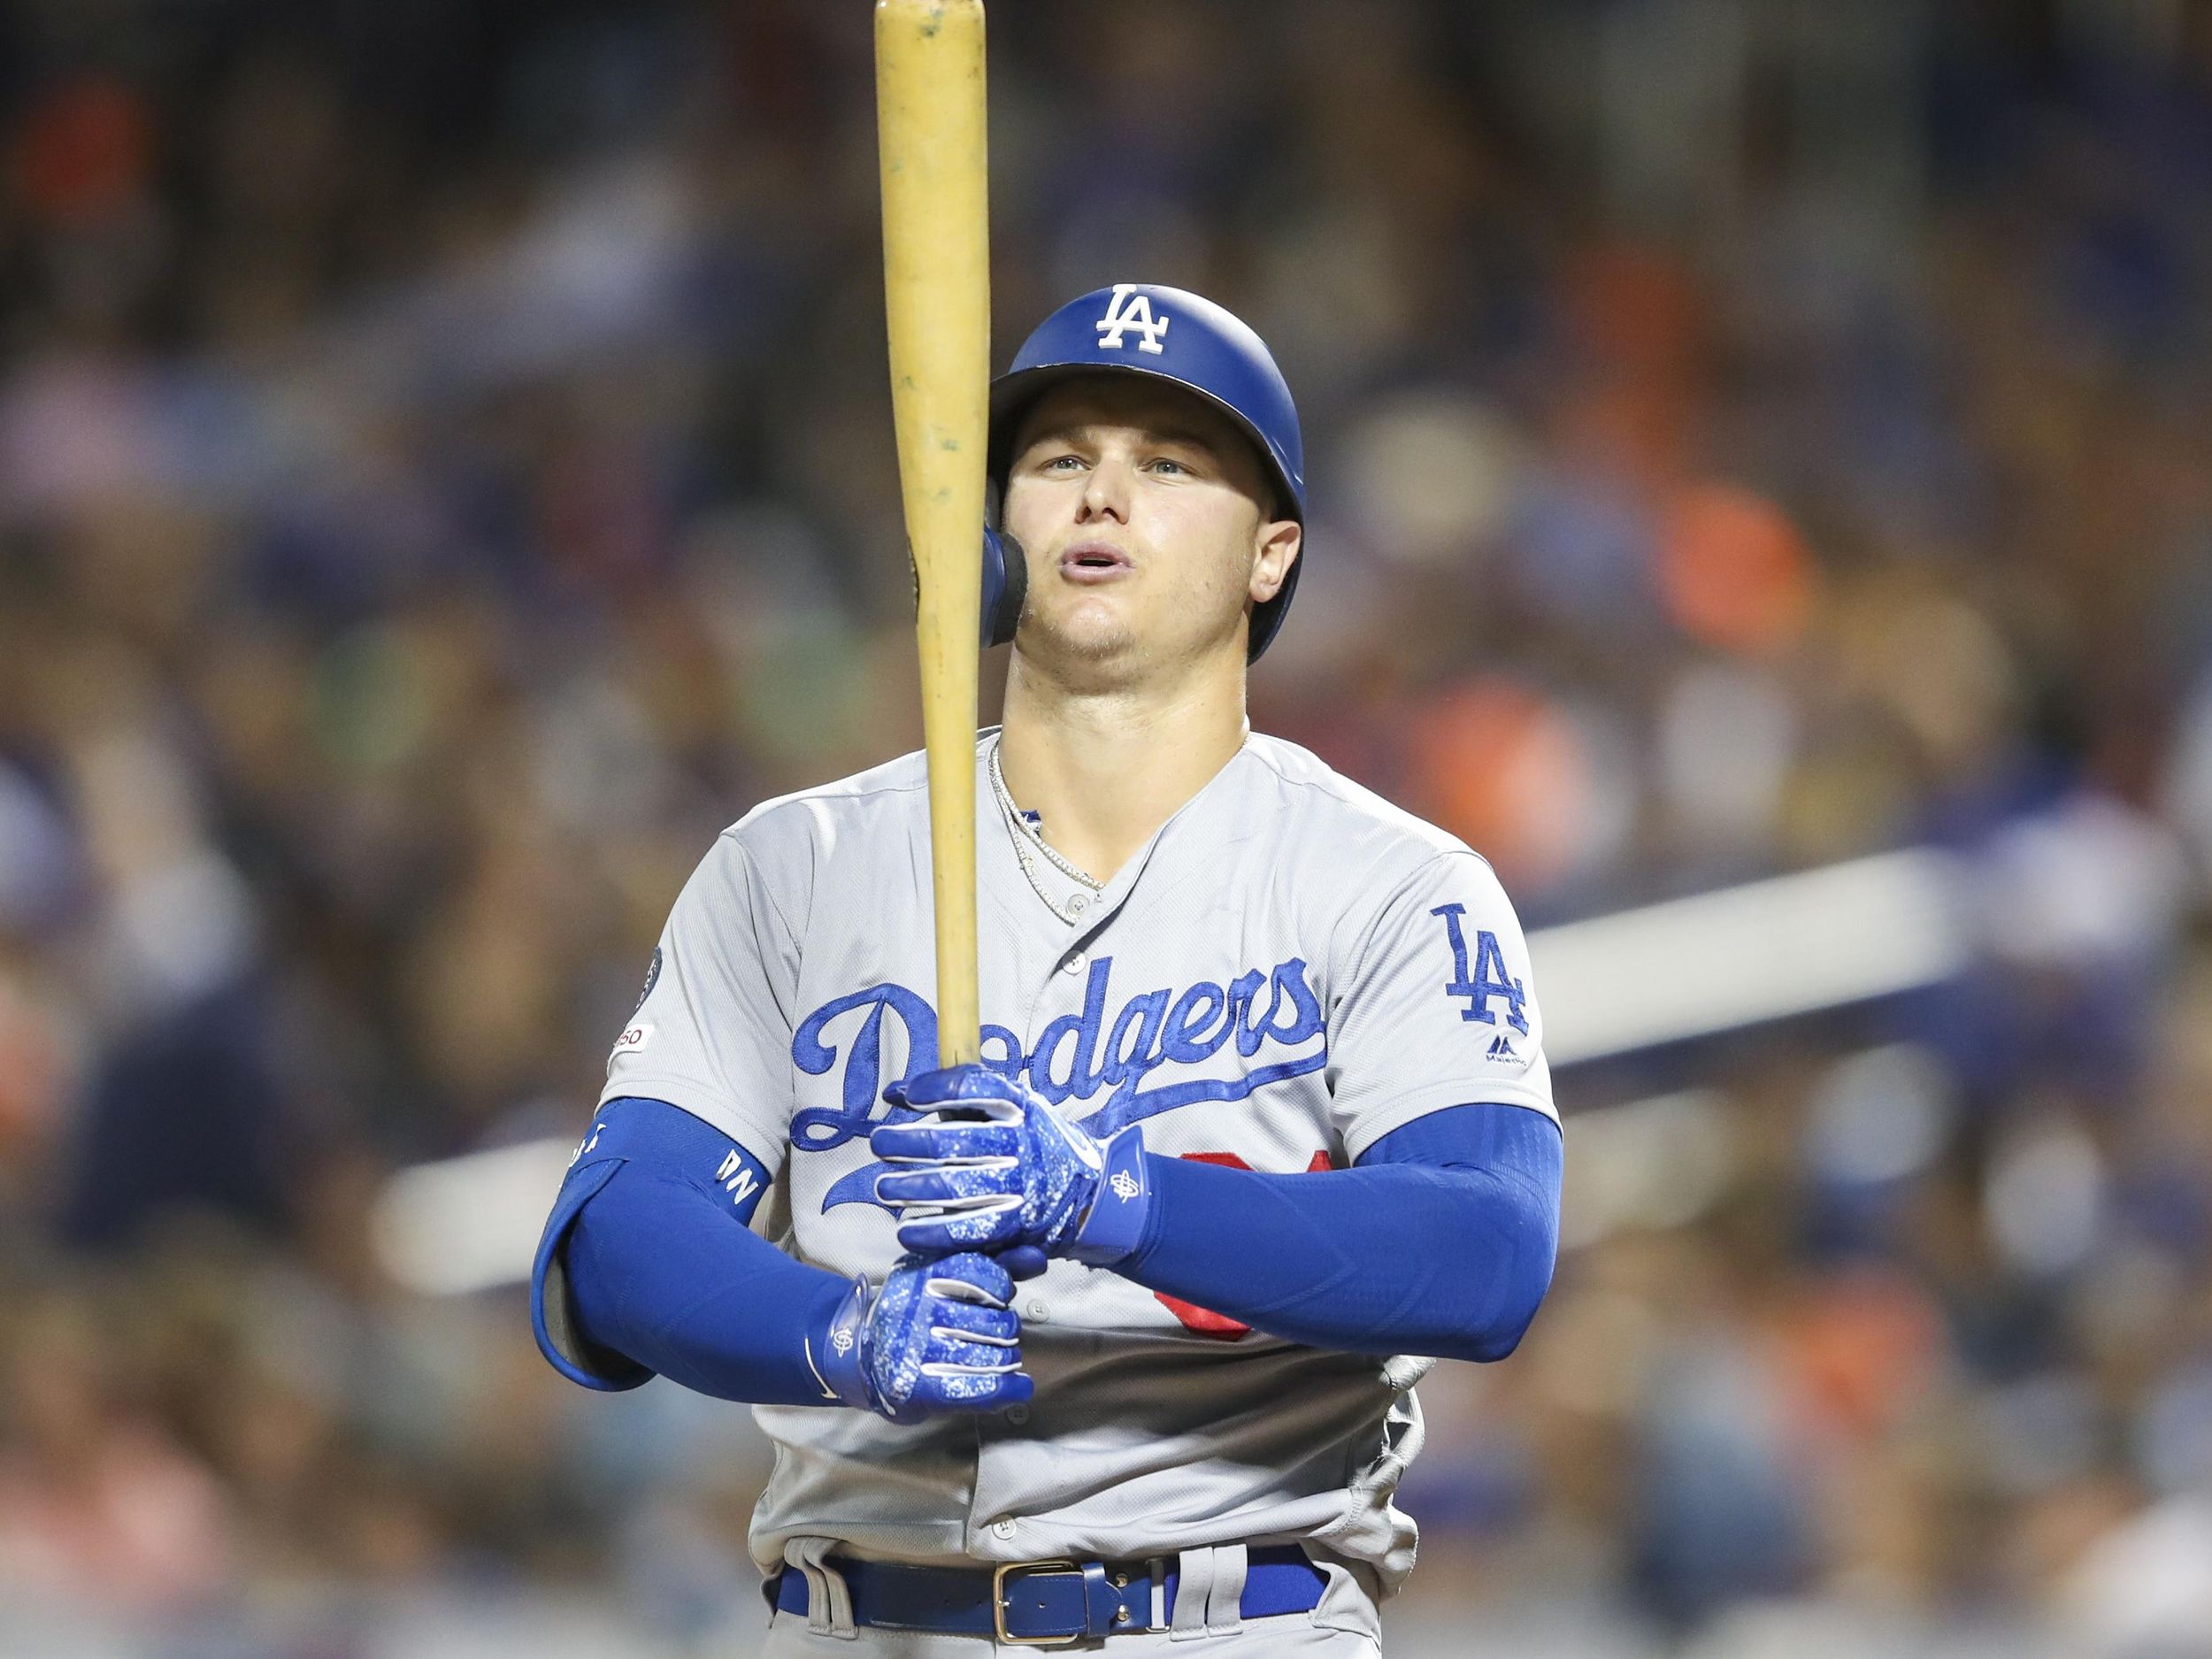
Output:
(980, 481), (1025, 649)
(980, 524), (1026, 649)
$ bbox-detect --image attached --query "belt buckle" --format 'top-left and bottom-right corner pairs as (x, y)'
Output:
(993, 1558), (1083, 1647)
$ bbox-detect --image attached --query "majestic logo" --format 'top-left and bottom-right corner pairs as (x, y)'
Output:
(1484, 1033), (1517, 1063)
(1095, 284), (1171, 354)
(1430, 903), (1529, 1034)
(788, 955), (1327, 1211)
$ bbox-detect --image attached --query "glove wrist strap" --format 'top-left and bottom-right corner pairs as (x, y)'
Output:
(816, 1275), (877, 1412)
(1068, 1127), (1150, 1267)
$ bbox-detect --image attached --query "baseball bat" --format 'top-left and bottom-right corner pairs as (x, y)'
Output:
(876, 0), (989, 1067)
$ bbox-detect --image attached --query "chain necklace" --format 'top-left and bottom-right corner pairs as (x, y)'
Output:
(988, 741), (1103, 913)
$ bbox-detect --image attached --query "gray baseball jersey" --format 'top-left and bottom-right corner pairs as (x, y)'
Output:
(600, 729), (1555, 1594)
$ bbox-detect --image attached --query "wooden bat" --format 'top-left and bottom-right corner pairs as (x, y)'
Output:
(876, 0), (989, 1067)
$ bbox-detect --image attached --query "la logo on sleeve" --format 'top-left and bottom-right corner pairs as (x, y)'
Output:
(1430, 903), (1529, 1034)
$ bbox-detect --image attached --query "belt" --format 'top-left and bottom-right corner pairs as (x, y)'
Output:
(770, 1544), (1326, 1645)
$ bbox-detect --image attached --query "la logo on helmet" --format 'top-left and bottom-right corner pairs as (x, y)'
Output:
(1094, 284), (1170, 354)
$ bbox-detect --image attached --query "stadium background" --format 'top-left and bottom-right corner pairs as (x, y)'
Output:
(4, 1), (2212, 1653)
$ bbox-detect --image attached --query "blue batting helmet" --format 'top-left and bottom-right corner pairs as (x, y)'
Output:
(983, 283), (1306, 662)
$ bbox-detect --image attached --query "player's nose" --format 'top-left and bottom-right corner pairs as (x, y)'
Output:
(1077, 456), (1133, 524)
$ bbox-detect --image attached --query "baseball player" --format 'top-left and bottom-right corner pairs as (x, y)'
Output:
(531, 284), (1563, 1655)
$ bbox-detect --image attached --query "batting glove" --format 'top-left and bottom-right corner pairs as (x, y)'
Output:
(813, 1251), (1033, 1425)
(872, 1065), (1153, 1267)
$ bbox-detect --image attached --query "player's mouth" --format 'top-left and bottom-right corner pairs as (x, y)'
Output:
(1057, 540), (1134, 583)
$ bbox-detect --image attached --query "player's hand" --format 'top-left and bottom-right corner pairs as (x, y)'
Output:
(872, 1066), (1153, 1267)
(815, 1251), (1033, 1425)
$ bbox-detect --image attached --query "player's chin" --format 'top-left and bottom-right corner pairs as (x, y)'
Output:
(1018, 603), (1141, 667)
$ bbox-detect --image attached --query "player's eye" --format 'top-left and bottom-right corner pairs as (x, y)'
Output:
(1039, 454), (1086, 473)
(1146, 457), (1188, 477)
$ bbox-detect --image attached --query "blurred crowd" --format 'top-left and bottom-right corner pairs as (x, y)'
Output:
(3, 1), (2212, 1654)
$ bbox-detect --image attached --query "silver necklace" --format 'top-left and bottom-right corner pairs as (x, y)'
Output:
(989, 742), (1103, 906)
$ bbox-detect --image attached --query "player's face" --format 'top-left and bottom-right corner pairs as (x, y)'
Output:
(1002, 378), (1301, 680)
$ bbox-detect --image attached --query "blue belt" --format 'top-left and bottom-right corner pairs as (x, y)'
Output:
(770, 1544), (1326, 1645)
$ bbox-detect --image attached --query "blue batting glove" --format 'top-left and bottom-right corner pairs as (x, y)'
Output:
(872, 1065), (1152, 1267)
(812, 1251), (1033, 1425)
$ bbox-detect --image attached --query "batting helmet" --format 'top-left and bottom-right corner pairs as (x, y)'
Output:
(980, 283), (1306, 662)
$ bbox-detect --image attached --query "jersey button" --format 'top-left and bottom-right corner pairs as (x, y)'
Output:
(1025, 1298), (1050, 1322)
(1061, 951), (1085, 975)
(1065, 894), (1088, 917)
(992, 1517), (1018, 1540)
(1006, 1405), (1030, 1425)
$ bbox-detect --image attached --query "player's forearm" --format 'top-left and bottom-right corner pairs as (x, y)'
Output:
(532, 1095), (851, 1406)
(541, 1097), (1034, 1419)
(1118, 1102), (1562, 1362)
(563, 1159), (853, 1406)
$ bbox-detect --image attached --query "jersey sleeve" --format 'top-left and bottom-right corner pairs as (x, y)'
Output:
(598, 829), (797, 1171)
(1326, 850), (1556, 1164)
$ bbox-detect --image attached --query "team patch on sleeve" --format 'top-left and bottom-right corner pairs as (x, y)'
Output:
(1430, 902), (1530, 1034)
(632, 947), (663, 1015)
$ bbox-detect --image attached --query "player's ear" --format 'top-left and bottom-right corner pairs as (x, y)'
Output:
(1248, 517), (1301, 606)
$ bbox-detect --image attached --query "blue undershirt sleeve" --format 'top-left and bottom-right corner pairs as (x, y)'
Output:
(1117, 1102), (1563, 1362)
(531, 1095), (849, 1405)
